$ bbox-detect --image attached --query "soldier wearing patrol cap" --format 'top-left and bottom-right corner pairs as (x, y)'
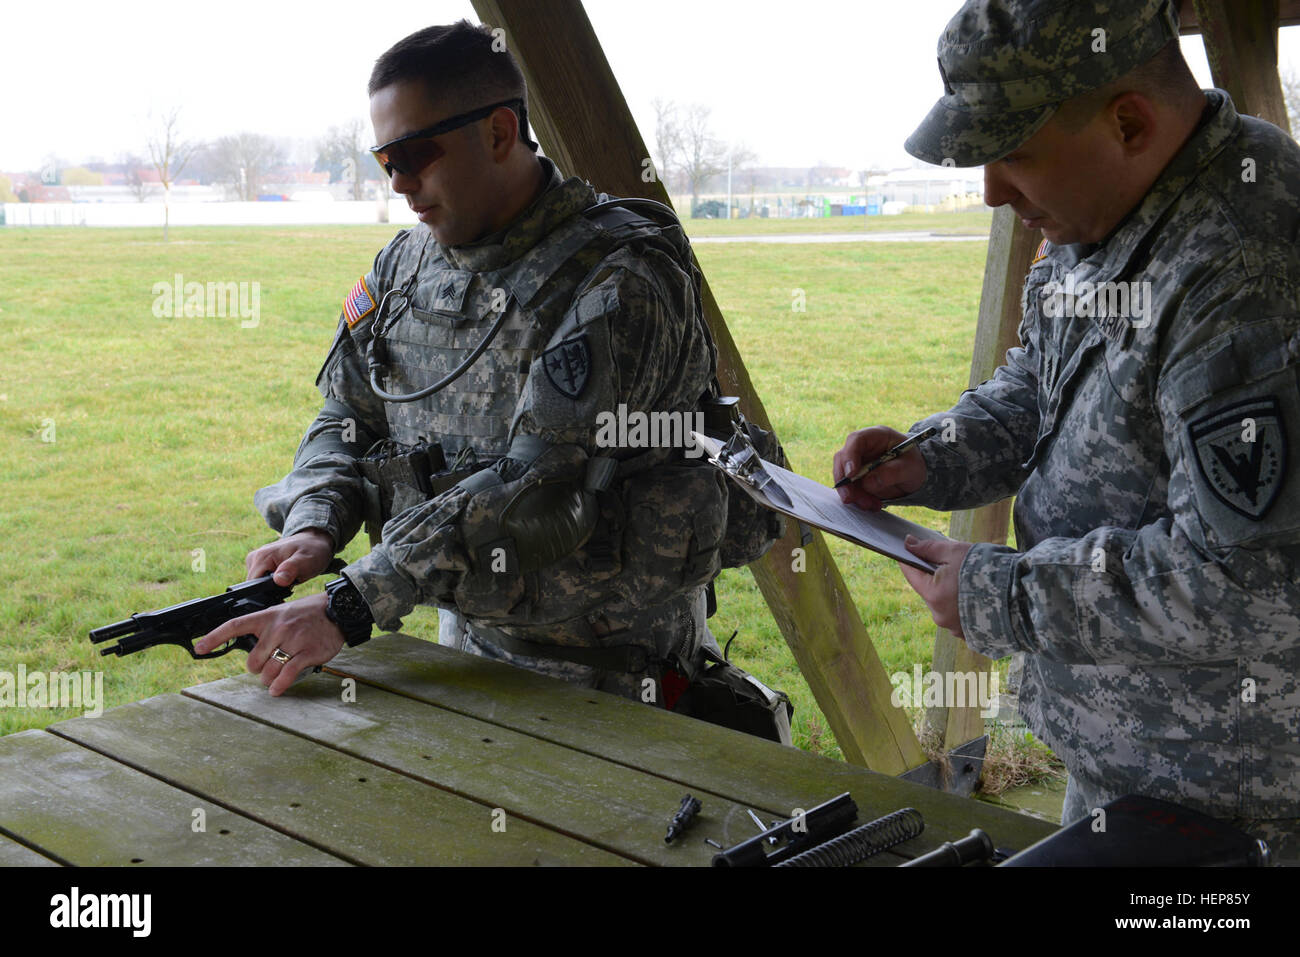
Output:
(195, 21), (790, 741)
(836, 0), (1300, 862)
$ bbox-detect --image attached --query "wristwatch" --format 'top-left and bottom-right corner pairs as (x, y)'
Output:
(324, 576), (374, 647)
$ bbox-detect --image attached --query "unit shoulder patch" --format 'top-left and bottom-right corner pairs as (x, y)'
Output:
(1189, 395), (1287, 520)
(542, 334), (592, 400)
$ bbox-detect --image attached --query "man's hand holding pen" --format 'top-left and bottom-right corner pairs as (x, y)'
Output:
(832, 426), (929, 509)
(833, 426), (972, 641)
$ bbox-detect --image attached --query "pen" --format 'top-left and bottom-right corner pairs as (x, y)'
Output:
(833, 427), (938, 489)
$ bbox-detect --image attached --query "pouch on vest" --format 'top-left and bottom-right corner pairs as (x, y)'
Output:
(356, 438), (481, 547)
(670, 644), (793, 745)
(548, 198), (787, 570)
(452, 441), (627, 623)
(613, 460), (727, 604)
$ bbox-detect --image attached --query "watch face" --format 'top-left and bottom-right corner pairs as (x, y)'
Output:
(333, 588), (364, 619)
(329, 580), (370, 625)
(327, 580), (373, 647)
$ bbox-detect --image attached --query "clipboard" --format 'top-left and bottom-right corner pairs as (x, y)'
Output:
(693, 430), (949, 573)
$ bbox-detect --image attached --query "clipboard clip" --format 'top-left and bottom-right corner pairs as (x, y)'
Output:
(708, 427), (783, 500)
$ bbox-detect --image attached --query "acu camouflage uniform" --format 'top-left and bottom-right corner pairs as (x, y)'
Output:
(894, 90), (1300, 862)
(255, 156), (728, 702)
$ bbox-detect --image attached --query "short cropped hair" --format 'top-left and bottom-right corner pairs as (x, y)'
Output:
(369, 21), (535, 147)
(1053, 40), (1202, 131)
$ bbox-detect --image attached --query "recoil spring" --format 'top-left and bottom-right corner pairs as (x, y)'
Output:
(774, 807), (924, 867)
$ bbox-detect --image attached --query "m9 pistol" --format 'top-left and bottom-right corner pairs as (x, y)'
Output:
(90, 560), (343, 660)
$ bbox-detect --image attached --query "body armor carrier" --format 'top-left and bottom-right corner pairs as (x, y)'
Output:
(355, 199), (785, 573)
(343, 197), (793, 743)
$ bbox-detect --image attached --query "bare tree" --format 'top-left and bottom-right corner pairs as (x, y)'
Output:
(316, 119), (369, 200)
(651, 98), (683, 194)
(678, 104), (728, 204)
(649, 101), (742, 211)
(120, 153), (153, 202)
(180, 144), (222, 187)
(146, 108), (199, 241)
(1282, 68), (1300, 138)
(212, 133), (284, 201)
(728, 142), (758, 211)
(125, 168), (152, 202)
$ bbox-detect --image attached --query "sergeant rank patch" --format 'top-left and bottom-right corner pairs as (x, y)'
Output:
(1189, 396), (1287, 520)
(543, 334), (591, 399)
(343, 276), (376, 328)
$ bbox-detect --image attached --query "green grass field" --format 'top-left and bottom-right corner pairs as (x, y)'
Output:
(1, 220), (1007, 768)
(679, 209), (992, 237)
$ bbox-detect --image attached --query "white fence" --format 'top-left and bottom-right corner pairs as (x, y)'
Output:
(2, 199), (419, 227)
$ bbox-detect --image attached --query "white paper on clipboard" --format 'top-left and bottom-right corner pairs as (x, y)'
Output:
(692, 432), (949, 573)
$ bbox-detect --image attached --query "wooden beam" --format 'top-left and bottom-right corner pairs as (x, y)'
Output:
(1179, 0), (1300, 32)
(468, 0), (924, 772)
(1192, 0), (1292, 134)
(924, 207), (1039, 751)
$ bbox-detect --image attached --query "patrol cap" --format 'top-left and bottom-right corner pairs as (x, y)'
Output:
(906, 0), (1182, 167)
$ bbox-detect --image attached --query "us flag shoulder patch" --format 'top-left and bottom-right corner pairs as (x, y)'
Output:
(1031, 239), (1050, 265)
(343, 276), (376, 328)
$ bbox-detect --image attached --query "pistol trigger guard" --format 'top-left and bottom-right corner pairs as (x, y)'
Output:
(231, 633), (259, 654)
(190, 633), (255, 660)
(189, 644), (229, 660)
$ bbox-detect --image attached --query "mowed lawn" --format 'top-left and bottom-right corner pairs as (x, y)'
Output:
(682, 209), (992, 237)
(0, 223), (991, 759)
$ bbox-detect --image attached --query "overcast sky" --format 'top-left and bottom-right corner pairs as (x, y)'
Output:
(5, 0), (1300, 175)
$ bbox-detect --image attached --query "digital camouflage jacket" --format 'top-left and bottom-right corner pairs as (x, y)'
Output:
(894, 91), (1300, 820)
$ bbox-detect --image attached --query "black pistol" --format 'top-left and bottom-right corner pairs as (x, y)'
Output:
(90, 566), (337, 660)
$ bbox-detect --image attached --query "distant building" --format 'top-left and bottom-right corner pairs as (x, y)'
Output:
(284, 168), (330, 186)
(18, 184), (72, 202)
(4, 173), (37, 193)
(867, 167), (985, 208)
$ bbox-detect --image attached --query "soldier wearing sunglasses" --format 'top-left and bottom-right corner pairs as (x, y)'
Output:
(196, 20), (777, 731)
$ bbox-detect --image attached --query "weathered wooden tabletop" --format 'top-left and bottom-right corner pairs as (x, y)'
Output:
(0, 634), (1057, 866)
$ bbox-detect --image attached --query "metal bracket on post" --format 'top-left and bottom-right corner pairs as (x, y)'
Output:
(899, 735), (988, 796)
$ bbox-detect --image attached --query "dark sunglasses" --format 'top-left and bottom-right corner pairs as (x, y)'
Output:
(368, 98), (536, 178)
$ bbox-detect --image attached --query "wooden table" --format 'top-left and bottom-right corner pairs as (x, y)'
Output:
(0, 635), (1057, 866)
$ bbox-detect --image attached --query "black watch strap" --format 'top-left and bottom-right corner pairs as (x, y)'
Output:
(324, 576), (374, 647)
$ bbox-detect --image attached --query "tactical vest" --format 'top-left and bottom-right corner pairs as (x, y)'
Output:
(374, 208), (637, 458)
(350, 200), (782, 630)
(354, 203), (713, 619)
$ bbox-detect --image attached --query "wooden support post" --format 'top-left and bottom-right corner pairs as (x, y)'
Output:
(1193, 0), (1292, 134)
(923, 206), (1039, 751)
(469, 0), (924, 772)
